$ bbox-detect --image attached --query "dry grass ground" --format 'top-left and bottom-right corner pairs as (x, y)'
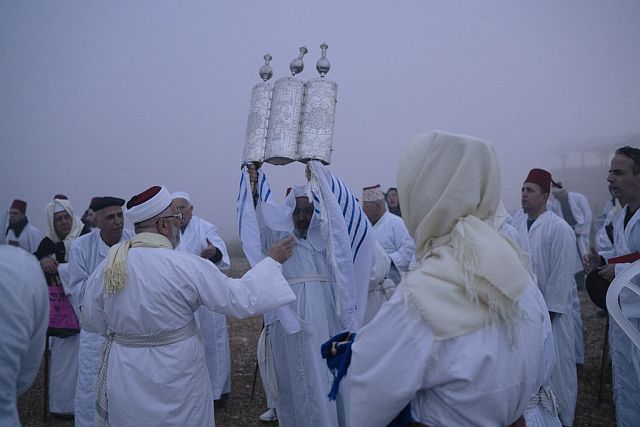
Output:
(18, 251), (616, 426)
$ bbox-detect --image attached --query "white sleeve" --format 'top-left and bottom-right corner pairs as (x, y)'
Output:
(347, 285), (433, 427)
(80, 260), (108, 335)
(189, 256), (295, 319)
(389, 220), (416, 272)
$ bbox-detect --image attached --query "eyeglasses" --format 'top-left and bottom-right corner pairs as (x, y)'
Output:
(156, 212), (183, 223)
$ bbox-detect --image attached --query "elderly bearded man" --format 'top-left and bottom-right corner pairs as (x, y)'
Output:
(584, 146), (640, 427)
(343, 131), (552, 427)
(172, 191), (232, 401)
(68, 197), (134, 427)
(81, 185), (296, 426)
(512, 169), (579, 426)
(3, 199), (43, 252)
(35, 197), (91, 418)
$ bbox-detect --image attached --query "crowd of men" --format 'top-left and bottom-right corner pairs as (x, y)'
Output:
(0, 132), (638, 427)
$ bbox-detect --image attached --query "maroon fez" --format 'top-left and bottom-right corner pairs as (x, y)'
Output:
(126, 186), (162, 209)
(54, 194), (68, 200)
(10, 199), (27, 214)
(524, 168), (552, 193)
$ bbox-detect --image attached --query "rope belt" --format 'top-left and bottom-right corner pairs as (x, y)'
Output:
(287, 275), (332, 286)
(526, 384), (559, 416)
(95, 319), (198, 427)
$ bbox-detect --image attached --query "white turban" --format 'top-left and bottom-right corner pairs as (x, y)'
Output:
(125, 185), (173, 224)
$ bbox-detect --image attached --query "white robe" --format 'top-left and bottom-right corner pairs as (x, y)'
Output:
(68, 228), (134, 427)
(175, 215), (232, 399)
(345, 282), (552, 427)
(0, 246), (49, 426)
(372, 211), (415, 272)
(3, 222), (43, 253)
(547, 193), (589, 365)
(595, 203), (616, 253)
(513, 210), (578, 426)
(81, 248), (295, 427)
(547, 191), (592, 260)
(262, 227), (341, 427)
(600, 205), (640, 427)
(364, 242), (394, 325)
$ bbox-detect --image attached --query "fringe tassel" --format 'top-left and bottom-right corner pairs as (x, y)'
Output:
(104, 260), (126, 294)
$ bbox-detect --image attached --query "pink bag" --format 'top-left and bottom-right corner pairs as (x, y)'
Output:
(47, 274), (80, 338)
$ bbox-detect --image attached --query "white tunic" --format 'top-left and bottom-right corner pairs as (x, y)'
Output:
(0, 246), (49, 426)
(3, 223), (43, 253)
(175, 215), (232, 399)
(512, 210), (578, 426)
(262, 228), (341, 427)
(547, 191), (592, 260)
(345, 283), (551, 427)
(81, 249), (295, 427)
(364, 241), (394, 324)
(68, 229), (134, 427)
(372, 211), (415, 272)
(601, 206), (640, 427)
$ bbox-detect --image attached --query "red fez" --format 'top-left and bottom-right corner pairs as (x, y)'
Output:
(524, 168), (552, 193)
(126, 186), (162, 209)
(54, 194), (68, 200)
(10, 199), (27, 214)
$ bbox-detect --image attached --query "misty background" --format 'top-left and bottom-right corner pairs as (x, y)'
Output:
(2, 1), (639, 240)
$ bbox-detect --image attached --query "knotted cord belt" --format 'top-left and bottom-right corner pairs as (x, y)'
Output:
(95, 319), (198, 426)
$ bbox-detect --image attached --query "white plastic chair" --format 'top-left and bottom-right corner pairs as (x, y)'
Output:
(606, 260), (640, 350)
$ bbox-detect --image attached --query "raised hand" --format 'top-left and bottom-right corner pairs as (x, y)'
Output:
(267, 236), (295, 264)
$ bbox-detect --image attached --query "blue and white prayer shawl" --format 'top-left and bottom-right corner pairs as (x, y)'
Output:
(236, 161), (375, 332)
(308, 161), (375, 330)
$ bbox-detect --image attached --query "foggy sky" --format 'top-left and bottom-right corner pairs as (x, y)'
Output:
(2, 1), (639, 238)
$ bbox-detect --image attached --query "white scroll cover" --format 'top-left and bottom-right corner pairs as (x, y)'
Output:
(264, 77), (305, 165)
(299, 78), (337, 165)
(243, 81), (272, 165)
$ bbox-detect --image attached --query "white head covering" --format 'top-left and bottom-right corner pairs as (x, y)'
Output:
(171, 191), (191, 203)
(398, 130), (529, 340)
(362, 185), (384, 202)
(44, 199), (85, 261)
(125, 185), (173, 224)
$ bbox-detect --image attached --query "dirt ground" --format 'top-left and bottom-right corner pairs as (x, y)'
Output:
(17, 255), (616, 426)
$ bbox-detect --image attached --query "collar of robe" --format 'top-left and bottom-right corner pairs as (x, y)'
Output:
(5, 217), (28, 237)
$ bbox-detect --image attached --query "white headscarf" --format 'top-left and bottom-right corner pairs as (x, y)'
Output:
(398, 131), (530, 340)
(45, 199), (85, 262)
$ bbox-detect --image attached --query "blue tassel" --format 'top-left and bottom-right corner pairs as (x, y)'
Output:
(321, 331), (356, 400)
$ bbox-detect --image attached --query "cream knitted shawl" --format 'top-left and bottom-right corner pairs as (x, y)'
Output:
(398, 131), (530, 340)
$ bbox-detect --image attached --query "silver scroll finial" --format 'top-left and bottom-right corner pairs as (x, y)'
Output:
(289, 46), (308, 76)
(316, 43), (330, 78)
(259, 54), (273, 82)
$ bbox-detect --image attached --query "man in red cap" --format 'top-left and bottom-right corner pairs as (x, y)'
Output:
(80, 185), (296, 427)
(512, 168), (579, 426)
(2, 199), (43, 252)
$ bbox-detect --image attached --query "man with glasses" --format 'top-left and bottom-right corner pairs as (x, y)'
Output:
(171, 191), (232, 403)
(35, 196), (91, 419)
(81, 185), (296, 426)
